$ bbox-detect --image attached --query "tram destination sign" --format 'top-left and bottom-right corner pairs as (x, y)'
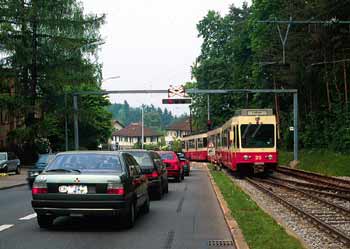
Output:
(236, 109), (273, 116)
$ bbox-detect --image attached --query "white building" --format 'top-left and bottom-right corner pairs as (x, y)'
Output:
(165, 118), (191, 144)
(112, 123), (162, 149)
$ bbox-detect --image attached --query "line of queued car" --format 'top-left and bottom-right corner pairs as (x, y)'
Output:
(29, 149), (191, 229)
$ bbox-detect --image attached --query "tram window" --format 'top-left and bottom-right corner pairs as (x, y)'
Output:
(189, 140), (195, 149)
(197, 138), (203, 148)
(222, 130), (228, 147)
(235, 126), (240, 148)
(240, 124), (274, 148)
(216, 134), (220, 148)
(227, 129), (232, 148)
(203, 137), (208, 147)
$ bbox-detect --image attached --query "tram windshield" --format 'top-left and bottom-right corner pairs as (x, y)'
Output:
(240, 124), (275, 148)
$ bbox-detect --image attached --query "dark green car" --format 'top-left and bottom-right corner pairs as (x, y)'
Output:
(31, 151), (150, 229)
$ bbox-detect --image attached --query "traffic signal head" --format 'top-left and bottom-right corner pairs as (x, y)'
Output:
(162, 98), (192, 104)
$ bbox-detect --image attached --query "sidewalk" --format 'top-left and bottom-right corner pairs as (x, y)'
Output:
(0, 168), (29, 190)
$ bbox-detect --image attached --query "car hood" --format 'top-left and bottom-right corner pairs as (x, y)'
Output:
(35, 173), (123, 184)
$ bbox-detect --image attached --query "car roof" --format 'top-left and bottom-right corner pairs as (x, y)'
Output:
(158, 151), (175, 154)
(55, 151), (122, 156)
(122, 149), (153, 153)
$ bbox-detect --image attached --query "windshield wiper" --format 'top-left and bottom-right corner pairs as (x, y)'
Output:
(242, 124), (251, 139)
(45, 168), (81, 173)
(251, 123), (262, 138)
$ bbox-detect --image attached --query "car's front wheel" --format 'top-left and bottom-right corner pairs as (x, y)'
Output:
(37, 215), (54, 228)
(154, 183), (163, 200)
(15, 165), (21, 175)
(164, 182), (169, 193)
(141, 196), (150, 214)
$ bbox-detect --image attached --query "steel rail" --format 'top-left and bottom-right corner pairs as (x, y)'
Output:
(245, 177), (350, 246)
(260, 178), (350, 215)
(270, 176), (350, 199)
(276, 166), (350, 189)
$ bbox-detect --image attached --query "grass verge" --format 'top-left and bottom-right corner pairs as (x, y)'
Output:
(279, 150), (350, 176)
(209, 165), (305, 249)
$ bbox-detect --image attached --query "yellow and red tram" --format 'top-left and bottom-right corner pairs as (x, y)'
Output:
(182, 109), (278, 174)
(181, 133), (208, 161)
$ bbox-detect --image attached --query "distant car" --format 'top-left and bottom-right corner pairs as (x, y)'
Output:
(0, 152), (21, 174)
(31, 151), (149, 229)
(157, 151), (184, 182)
(27, 154), (56, 188)
(124, 150), (168, 200)
(177, 152), (190, 176)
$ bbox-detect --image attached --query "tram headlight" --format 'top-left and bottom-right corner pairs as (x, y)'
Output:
(243, 155), (251, 160)
(265, 154), (273, 160)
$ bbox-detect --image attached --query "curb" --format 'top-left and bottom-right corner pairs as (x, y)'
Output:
(0, 183), (27, 191)
(206, 165), (250, 249)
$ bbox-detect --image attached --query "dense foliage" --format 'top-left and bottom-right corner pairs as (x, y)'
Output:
(0, 0), (111, 159)
(108, 101), (180, 132)
(190, 1), (350, 152)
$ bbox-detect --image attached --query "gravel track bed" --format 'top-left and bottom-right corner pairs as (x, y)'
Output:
(226, 171), (348, 249)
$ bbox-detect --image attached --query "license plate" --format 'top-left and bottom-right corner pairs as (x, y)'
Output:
(59, 185), (88, 194)
(254, 162), (264, 165)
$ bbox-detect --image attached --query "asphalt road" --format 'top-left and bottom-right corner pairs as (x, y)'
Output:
(0, 167), (234, 249)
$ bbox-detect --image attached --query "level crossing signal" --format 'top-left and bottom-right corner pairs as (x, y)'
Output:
(162, 98), (192, 104)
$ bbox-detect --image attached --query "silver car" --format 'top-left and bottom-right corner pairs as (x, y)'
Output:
(0, 152), (21, 174)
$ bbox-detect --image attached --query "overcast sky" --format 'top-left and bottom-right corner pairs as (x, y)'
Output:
(81, 0), (250, 116)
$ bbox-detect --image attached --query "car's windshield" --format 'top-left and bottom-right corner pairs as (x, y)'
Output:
(160, 153), (174, 160)
(46, 154), (123, 172)
(37, 155), (49, 164)
(0, 153), (6, 161)
(240, 124), (275, 148)
(177, 153), (185, 158)
(126, 152), (153, 168)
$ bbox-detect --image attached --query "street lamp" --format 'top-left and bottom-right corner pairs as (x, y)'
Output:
(102, 76), (120, 82)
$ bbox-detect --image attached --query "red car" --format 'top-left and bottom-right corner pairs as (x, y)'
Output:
(158, 151), (184, 182)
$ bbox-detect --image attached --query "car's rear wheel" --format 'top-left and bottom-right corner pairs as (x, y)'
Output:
(176, 173), (181, 182)
(15, 165), (21, 175)
(123, 203), (135, 229)
(37, 215), (54, 228)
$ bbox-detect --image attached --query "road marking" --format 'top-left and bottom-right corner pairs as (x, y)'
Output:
(0, 224), (14, 232)
(19, 213), (37, 220)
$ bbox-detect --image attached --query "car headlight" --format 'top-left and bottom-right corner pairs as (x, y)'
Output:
(29, 172), (40, 177)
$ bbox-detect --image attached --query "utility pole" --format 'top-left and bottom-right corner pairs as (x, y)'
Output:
(73, 95), (79, 150)
(141, 106), (144, 149)
(65, 93), (68, 151)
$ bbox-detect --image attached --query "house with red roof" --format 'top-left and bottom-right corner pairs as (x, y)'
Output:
(112, 123), (162, 149)
(165, 117), (191, 144)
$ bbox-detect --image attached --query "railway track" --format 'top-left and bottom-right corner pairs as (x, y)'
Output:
(246, 177), (350, 247)
(276, 166), (350, 190)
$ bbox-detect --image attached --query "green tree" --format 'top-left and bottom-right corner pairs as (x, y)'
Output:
(0, 0), (110, 156)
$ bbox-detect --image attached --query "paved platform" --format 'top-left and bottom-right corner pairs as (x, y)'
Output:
(0, 168), (29, 190)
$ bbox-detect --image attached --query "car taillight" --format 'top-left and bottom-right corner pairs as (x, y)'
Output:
(151, 171), (159, 178)
(107, 183), (125, 195)
(174, 163), (179, 170)
(32, 182), (48, 194)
